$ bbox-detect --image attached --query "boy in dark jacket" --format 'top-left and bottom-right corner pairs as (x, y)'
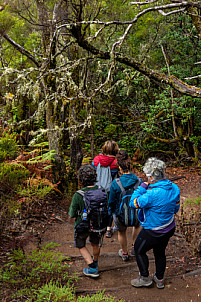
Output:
(69, 165), (101, 278)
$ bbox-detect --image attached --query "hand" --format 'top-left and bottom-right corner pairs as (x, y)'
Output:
(145, 176), (153, 185)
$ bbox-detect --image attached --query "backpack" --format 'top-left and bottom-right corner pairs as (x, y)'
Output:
(95, 162), (113, 192)
(77, 188), (109, 235)
(116, 178), (141, 227)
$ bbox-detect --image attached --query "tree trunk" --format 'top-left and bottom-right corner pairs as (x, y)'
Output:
(35, 0), (68, 191)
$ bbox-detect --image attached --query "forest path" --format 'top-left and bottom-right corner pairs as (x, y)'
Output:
(40, 217), (201, 302)
(24, 166), (201, 302)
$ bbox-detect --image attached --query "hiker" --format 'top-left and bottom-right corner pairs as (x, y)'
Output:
(108, 150), (142, 261)
(69, 164), (108, 278)
(129, 157), (180, 289)
(92, 140), (119, 238)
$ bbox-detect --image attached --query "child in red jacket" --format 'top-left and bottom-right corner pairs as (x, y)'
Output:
(92, 141), (119, 237)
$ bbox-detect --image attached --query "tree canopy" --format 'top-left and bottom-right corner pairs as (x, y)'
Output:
(0, 0), (201, 178)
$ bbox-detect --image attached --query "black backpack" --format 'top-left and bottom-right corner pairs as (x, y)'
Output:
(77, 188), (109, 235)
(116, 178), (141, 227)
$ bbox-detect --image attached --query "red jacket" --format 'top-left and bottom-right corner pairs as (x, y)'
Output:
(92, 154), (118, 170)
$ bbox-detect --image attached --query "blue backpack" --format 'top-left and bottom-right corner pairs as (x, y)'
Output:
(116, 178), (141, 227)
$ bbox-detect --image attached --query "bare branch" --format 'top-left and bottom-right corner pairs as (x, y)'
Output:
(159, 8), (186, 16)
(184, 75), (201, 80)
(130, 0), (158, 5)
(53, 0), (64, 22)
(54, 2), (190, 33)
(1, 33), (41, 67)
(88, 25), (106, 41)
(111, 24), (133, 51)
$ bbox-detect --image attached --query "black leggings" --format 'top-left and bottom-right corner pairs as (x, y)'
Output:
(134, 227), (175, 279)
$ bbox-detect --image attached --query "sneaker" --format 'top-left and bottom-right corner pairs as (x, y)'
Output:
(118, 249), (129, 261)
(131, 245), (135, 256)
(105, 230), (113, 238)
(153, 273), (165, 289)
(83, 267), (99, 278)
(131, 275), (153, 288)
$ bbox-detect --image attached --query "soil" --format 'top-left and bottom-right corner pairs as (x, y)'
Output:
(2, 166), (201, 301)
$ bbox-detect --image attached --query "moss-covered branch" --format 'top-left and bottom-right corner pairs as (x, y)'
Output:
(74, 34), (201, 98)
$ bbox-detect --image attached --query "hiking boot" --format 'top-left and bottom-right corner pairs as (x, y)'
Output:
(83, 267), (99, 278)
(118, 249), (129, 261)
(153, 273), (165, 289)
(105, 229), (113, 238)
(131, 275), (153, 288)
(131, 245), (135, 256)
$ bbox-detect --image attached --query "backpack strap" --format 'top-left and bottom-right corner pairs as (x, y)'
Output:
(76, 189), (87, 210)
(76, 189), (85, 197)
(133, 178), (141, 190)
(116, 177), (141, 192)
(115, 178), (125, 193)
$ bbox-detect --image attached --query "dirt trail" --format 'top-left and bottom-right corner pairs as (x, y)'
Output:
(40, 218), (201, 302)
(26, 167), (201, 302)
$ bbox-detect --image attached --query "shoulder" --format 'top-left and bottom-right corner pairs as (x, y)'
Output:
(92, 155), (101, 166)
(172, 182), (180, 191)
(110, 158), (118, 170)
(111, 178), (121, 192)
(72, 191), (84, 202)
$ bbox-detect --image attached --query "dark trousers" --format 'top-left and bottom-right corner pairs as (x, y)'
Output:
(107, 214), (113, 228)
(134, 227), (175, 279)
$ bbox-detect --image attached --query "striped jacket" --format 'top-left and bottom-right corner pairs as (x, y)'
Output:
(129, 179), (180, 230)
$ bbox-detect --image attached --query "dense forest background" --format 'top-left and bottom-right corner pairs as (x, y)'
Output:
(0, 1), (201, 301)
(1, 0), (201, 177)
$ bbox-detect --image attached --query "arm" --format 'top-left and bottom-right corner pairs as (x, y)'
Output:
(69, 193), (80, 218)
(129, 183), (151, 209)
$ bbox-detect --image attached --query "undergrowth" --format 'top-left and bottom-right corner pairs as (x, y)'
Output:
(0, 242), (77, 300)
(0, 243), (123, 302)
(178, 196), (201, 255)
(0, 132), (19, 162)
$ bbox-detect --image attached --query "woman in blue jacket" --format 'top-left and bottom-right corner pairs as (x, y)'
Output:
(129, 157), (180, 289)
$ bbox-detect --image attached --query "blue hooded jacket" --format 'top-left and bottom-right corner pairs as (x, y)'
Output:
(129, 179), (180, 230)
(108, 173), (140, 215)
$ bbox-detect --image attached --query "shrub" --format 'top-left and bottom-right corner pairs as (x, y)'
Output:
(0, 243), (77, 300)
(0, 242), (124, 301)
(18, 180), (56, 201)
(0, 133), (19, 162)
(35, 281), (76, 302)
(0, 162), (29, 236)
(0, 150), (7, 162)
(0, 162), (29, 191)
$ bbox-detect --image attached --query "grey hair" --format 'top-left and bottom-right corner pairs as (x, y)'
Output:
(143, 157), (166, 180)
